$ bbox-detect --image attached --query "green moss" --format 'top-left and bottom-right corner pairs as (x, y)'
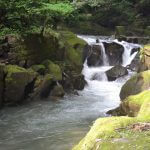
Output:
(60, 31), (86, 70)
(73, 117), (136, 150)
(138, 97), (150, 120)
(125, 90), (150, 106)
(120, 70), (150, 100)
(99, 130), (150, 150)
(4, 65), (36, 82)
(5, 65), (26, 77)
(60, 31), (86, 47)
(73, 90), (150, 150)
(66, 47), (82, 67)
(122, 90), (150, 117)
(140, 45), (150, 70)
(48, 62), (62, 81)
(42, 60), (62, 81)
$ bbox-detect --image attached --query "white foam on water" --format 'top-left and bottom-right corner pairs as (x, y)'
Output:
(79, 35), (141, 112)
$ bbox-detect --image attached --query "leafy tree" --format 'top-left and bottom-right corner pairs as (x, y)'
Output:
(0, 0), (75, 36)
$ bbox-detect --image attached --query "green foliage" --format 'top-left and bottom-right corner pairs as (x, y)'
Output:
(0, 0), (75, 36)
(73, 0), (150, 28)
(0, 0), (149, 36)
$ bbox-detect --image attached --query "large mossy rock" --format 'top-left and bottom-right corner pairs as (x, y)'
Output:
(4, 65), (37, 104)
(60, 31), (86, 72)
(73, 90), (150, 150)
(25, 30), (86, 73)
(103, 42), (124, 65)
(106, 65), (128, 81)
(139, 44), (150, 71)
(23, 29), (65, 64)
(0, 29), (86, 73)
(42, 60), (62, 81)
(120, 90), (150, 117)
(120, 70), (150, 100)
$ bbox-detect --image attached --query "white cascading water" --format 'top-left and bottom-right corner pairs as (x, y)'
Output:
(100, 42), (109, 66)
(114, 39), (141, 66)
(78, 35), (141, 111)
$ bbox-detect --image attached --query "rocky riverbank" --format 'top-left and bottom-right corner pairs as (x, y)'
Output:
(73, 44), (150, 150)
(0, 29), (87, 108)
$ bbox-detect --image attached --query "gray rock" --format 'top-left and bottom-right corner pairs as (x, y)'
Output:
(50, 84), (65, 100)
(87, 45), (103, 67)
(106, 65), (128, 81)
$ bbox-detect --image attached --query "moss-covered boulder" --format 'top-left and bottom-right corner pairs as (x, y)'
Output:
(139, 44), (150, 71)
(73, 90), (150, 150)
(23, 29), (86, 73)
(4, 65), (37, 105)
(60, 31), (86, 72)
(42, 60), (62, 81)
(106, 65), (128, 81)
(121, 90), (150, 117)
(120, 70), (150, 100)
(23, 29), (65, 64)
(0, 29), (86, 74)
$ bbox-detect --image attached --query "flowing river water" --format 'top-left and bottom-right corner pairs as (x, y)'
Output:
(0, 36), (141, 150)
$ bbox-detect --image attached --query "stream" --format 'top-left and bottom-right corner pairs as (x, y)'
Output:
(0, 36), (141, 150)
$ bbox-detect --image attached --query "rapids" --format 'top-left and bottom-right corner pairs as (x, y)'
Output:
(0, 35), (141, 150)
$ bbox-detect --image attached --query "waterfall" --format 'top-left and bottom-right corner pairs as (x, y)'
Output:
(114, 39), (141, 67)
(78, 35), (141, 83)
(78, 35), (141, 68)
(100, 42), (109, 66)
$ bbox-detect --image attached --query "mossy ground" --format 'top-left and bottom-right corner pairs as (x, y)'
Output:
(73, 90), (150, 150)
(98, 129), (150, 150)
